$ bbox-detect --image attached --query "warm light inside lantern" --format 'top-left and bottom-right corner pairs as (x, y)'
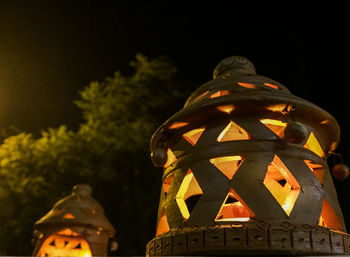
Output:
(237, 82), (257, 89)
(304, 160), (324, 184)
(217, 105), (235, 114)
(215, 188), (253, 222)
(169, 122), (189, 129)
(163, 148), (177, 168)
(263, 155), (300, 216)
(210, 156), (243, 180)
(182, 127), (205, 146)
(263, 82), (279, 90)
(304, 132), (325, 158)
(156, 210), (170, 236)
(260, 119), (287, 138)
(210, 90), (230, 98)
(37, 229), (92, 257)
(319, 197), (344, 232)
(217, 121), (250, 142)
(176, 169), (203, 220)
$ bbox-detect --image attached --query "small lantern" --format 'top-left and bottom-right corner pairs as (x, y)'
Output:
(32, 184), (115, 257)
(147, 56), (350, 255)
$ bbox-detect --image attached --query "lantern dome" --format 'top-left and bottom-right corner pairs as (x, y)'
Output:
(147, 56), (349, 256)
(33, 184), (115, 257)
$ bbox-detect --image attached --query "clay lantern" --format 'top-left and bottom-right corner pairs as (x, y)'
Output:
(32, 184), (115, 257)
(146, 56), (350, 255)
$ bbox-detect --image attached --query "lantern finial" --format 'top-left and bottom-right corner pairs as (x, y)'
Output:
(73, 184), (92, 198)
(213, 56), (256, 79)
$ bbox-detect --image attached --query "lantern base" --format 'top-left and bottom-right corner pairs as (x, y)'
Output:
(146, 222), (350, 256)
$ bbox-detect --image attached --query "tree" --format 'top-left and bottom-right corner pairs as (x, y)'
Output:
(0, 54), (190, 255)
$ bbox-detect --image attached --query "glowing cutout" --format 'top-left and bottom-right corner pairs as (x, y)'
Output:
(215, 188), (253, 222)
(217, 121), (250, 142)
(263, 155), (300, 216)
(210, 156), (243, 180)
(217, 105), (235, 114)
(63, 213), (75, 219)
(266, 104), (287, 112)
(169, 122), (189, 129)
(260, 119), (287, 138)
(176, 169), (203, 220)
(264, 82), (279, 90)
(163, 175), (174, 193)
(156, 210), (170, 236)
(37, 229), (91, 257)
(182, 127), (205, 146)
(304, 132), (324, 158)
(319, 197), (344, 232)
(304, 160), (324, 184)
(237, 82), (257, 89)
(163, 148), (177, 169)
(210, 90), (230, 98)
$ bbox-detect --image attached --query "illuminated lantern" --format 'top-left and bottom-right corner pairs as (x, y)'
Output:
(32, 184), (115, 257)
(146, 56), (350, 255)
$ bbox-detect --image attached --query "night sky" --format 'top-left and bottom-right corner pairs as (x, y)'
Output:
(1, 1), (350, 227)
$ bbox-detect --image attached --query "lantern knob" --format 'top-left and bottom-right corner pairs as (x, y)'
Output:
(151, 148), (168, 167)
(213, 56), (256, 79)
(73, 184), (92, 198)
(331, 163), (350, 181)
(283, 121), (308, 144)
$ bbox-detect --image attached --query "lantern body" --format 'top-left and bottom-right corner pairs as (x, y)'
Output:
(32, 184), (115, 257)
(146, 56), (350, 256)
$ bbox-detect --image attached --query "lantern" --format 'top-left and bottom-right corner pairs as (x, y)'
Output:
(146, 56), (350, 255)
(32, 184), (115, 257)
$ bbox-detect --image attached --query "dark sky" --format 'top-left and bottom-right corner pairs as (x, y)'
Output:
(1, 1), (350, 219)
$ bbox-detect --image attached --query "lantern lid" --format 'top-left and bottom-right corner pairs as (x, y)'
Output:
(150, 56), (340, 157)
(34, 184), (115, 235)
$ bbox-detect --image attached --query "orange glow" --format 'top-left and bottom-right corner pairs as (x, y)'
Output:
(304, 160), (324, 184)
(304, 132), (325, 158)
(63, 213), (75, 219)
(319, 197), (344, 232)
(163, 175), (174, 193)
(210, 90), (230, 98)
(264, 83), (279, 90)
(237, 82), (257, 89)
(215, 188), (253, 222)
(57, 228), (80, 237)
(176, 169), (203, 220)
(182, 127), (205, 146)
(210, 156), (243, 180)
(266, 104), (287, 112)
(169, 122), (189, 129)
(192, 91), (209, 103)
(37, 229), (91, 257)
(320, 120), (329, 124)
(217, 105), (235, 114)
(259, 119), (287, 138)
(156, 210), (170, 236)
(217, 121), (250, 142)
(163, 148), (177, 169)
(263, 155), (300, 216)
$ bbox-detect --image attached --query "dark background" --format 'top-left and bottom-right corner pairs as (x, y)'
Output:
(1, 0), (349, 250)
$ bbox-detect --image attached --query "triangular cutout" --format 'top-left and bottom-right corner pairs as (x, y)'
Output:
(163, 148), (177, 168)
(319, 197), (344, 232)
(163, 175), (174, 194)
(182, 127), (205, 146)
(263, 155), (301, 216)
(215, 188), (253, 222)
(304, 160), (324, 184)
(73, 242), (81, 249)
(217, 121), (250, 142)
(49, 239), (56, 247)
(210, 156), (243, 180)
(176, 169), (203, 220)
(63, 213), (75, 219)
(259, 119), (287, 138)
(156, 210), (170, 236)
(304, 132), (325, 158)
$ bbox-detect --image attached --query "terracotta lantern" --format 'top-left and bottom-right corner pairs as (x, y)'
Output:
(146, 56), (350, 256)
(32, 184), (115, 257)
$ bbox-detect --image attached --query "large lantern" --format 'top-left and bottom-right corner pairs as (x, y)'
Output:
(146, 56), (350, 255)
(32, 184), (115, 257)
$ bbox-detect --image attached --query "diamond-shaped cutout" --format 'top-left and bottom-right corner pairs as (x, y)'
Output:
(217, 121), (250, 142)
(156, 209), (170, 236)
(304, 132), (324, 158)
(259, 119), (287, 138)
(215, 188), (253, 222)
(263, 155), (300, 216)
(209, 156), (243, 180)
(175, 169), (203, 220)
(163, 148), (177, 168)
(182, 127), (205, 146)
(304, 160), (324, 184)
(319, 197), (344, 232)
